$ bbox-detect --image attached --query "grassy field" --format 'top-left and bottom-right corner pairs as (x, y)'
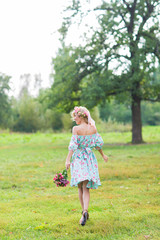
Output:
(0, 126), (160, 240)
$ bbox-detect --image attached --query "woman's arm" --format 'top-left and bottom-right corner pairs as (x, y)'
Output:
(66, 127), (78, 170)
(98, 149), (108, 162)
(65, 150), (73, 170)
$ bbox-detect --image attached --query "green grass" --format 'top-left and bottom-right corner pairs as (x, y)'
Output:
(0, 126), (160, 239)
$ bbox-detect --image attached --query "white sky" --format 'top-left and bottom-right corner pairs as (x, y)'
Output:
(0, 0), (72, 96)
(1, 0), (158, 97)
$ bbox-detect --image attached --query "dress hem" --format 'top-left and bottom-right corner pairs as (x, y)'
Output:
(70, 178), (101, 189)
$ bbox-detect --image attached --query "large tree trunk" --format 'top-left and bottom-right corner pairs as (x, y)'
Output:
(131, 95), (143, 144)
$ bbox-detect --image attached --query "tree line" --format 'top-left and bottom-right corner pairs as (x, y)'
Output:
(0, 72), (160, 133)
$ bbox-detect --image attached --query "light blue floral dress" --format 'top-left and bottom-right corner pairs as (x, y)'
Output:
(68, 133), (104, 189)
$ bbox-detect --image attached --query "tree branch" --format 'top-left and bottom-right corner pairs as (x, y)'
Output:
(127, 0), (137, 34)
(118, 9), (128, 28)
(112, 53), (130, 60)
(140, 31), (160, 61)
(136, 1), (155, 42)
(122, 0), (130, 11)
(106, 87), (131, 97)
(143, 96), (160, 102)
(94, 4), (129, 29)
(93, 7), (115, 12)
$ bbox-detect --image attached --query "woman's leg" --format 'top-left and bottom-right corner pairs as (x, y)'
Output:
(82, 180), (90, 212)
(78, 182), (84, 224)
(79, 180), (90, 226)
(78, 182), (84, 211)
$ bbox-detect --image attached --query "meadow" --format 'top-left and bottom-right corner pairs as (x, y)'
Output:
(0, 126), (160, 240)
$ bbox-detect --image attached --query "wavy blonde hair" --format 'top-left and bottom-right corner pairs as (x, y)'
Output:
(71, 106), (89, 124)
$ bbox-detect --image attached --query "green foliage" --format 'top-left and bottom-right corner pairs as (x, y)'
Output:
(51, 0), (160, 112)
(49, 109), (63, 130)
(50, 46), (78, 111)
(61, 113), (72, 131)
(62, 169), (68, 180)
(96, 119), (131, 133)
(0, 73), (11, 127)
(9, 88), (64, 132)
(99, 100), (160, 126)
(50, 45), (103, 111)
(12, 92), (41, 132)
(36, 88), (64, 131)
(50, 0), (160, 143)
(141, 101), (160, 125)
(99, 100), (132, 124)
(9, 92), (160, 132)
(90, 107), (102, 124)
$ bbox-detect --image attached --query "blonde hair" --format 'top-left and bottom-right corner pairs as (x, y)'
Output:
(71, 106), (89, 124)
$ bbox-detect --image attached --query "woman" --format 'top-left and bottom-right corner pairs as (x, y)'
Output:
(65, 106), (108, 226)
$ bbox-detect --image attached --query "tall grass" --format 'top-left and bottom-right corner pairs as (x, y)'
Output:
(96, 119), (131, 133)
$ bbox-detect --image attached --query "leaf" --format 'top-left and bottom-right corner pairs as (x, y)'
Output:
(32, 210), (37, 213)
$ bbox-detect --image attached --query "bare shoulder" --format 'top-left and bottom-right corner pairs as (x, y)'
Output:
(90, 125), (97, 134)
(72, 126), (79, 135)
(72, 124), (97, 135)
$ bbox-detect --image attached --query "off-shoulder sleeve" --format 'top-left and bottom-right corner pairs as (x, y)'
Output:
(68, 135), (79, 151)
(95, 133), (104, 150)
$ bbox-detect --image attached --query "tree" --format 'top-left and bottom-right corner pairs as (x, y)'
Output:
(0, 73), (11, 127)
(12, 92), (41, 132)
(51, 0), (160, 143)
(12, 76), (41, 132)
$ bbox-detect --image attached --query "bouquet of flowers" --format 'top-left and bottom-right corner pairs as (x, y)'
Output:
(53, 169), (69, 187)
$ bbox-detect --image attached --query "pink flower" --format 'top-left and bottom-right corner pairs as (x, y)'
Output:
(84, 111), (88, 116)
(74, 107), (79, 113)
(53, 169), (69, 187)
